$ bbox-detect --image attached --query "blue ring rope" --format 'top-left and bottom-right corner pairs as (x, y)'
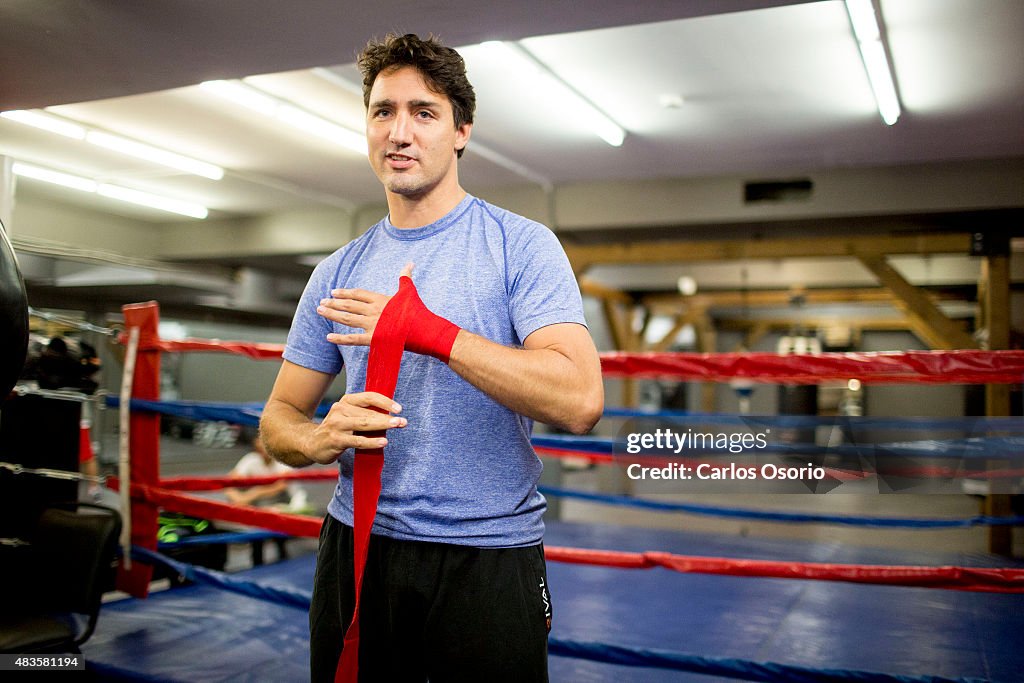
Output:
(105, 396), (1024, 436)
(130, 546), (311, 610)
(156, 530), (288, 547)
(105, 396), (1024, 460)
(538, 485), (1024, 528)
(534, 432), (1024, 460)
(548, 637), (985, 683)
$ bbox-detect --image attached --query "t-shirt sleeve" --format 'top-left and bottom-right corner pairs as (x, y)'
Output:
(231, 452), (259, 477)
(505, 219), (588, 343)
(283, 259), (344, 375)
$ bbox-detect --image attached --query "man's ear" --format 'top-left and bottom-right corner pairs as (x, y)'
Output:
(455, 122), (472, 154)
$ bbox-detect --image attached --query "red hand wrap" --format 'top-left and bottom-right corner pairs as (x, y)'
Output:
(335, 276), (458, 683)
(396, 276), (460, 363)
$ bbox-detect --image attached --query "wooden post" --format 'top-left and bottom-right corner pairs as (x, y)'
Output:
(693, 311), (718, 413)
(981, 251), (1012, 554)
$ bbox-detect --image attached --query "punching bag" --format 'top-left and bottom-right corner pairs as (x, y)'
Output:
(1, 217), (29, 399)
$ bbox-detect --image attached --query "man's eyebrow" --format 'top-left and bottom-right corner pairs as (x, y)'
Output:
(369, 98), (441, 110)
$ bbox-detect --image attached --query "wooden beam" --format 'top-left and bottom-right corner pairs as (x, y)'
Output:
(716, 318), (914, 333)
(562, 232), (972, 267)
(600, 298), (643, 411)
(650, 314), (689, 352)
(692, 311), (717, 412)
(734, 321), (772, 351)
(982, 254), (1011, 356)
(637, 306), (653, 346)
(601, 300), (630, 352)
(643, 287), (963, 313)
(579, 277), (633, 304)
(857, 255), (977, 350)
(981, 252), (1012, 555)
(569, 258), (592, 278)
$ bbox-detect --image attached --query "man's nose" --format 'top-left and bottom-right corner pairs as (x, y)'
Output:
(389, 112), (412, 145)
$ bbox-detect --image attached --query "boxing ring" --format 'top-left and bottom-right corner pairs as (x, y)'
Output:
(8, 300), (1024, 681)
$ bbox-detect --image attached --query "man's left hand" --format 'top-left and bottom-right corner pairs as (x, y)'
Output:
(318, 263), (413, 346)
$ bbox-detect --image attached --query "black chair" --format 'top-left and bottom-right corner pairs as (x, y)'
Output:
(0, 503), (122, 653)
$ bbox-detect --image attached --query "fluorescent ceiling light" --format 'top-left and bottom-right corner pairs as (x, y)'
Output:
(199, 80), (278, 116)
(12, 162), (97, 192)
(276, 104), (367, 154)
(2, 109), (224, 179)
(201, 79), (367, 155)
(845, 0), (901, 125)
(480, 41), (626, 147)
(85, 131), (224, 180)
(97, 184), (208, 219)
(12, 162), (208, 219)
(1, 110), (86, 139)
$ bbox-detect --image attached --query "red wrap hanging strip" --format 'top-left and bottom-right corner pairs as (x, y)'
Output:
(335, 276), (459, 683)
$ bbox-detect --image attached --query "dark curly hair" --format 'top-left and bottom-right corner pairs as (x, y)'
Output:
(358, 33), (476, 158)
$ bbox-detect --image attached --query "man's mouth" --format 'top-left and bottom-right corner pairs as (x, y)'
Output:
(386, 153), (415, 162)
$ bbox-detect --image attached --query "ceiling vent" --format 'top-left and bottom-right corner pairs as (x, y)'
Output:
(744, 179), (813, 204)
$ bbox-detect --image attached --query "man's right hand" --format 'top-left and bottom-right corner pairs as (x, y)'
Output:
(304, 391), (407, 465)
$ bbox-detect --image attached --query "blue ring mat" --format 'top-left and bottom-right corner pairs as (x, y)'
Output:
(83, 520), (1024, 682)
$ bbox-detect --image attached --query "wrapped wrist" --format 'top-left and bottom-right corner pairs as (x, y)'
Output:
(396, 276), (460, 363)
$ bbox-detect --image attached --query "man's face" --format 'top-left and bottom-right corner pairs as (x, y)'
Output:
(366, 66), (471, 199)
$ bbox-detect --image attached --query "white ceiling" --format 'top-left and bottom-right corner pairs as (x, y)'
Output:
(1, 0), (1021, 223)
(1, 0), (1022, 322)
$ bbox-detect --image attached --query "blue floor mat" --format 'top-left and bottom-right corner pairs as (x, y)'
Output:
(83, 520), (1024, 682)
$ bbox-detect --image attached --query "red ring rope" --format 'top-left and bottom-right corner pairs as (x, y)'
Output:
(122, 332), (1024, 385)
(105, 473), (1024, 595)
(600, 350), (1024, 384)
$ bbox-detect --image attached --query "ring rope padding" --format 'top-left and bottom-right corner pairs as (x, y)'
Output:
(0, 460), (104, 483)
(117, 326), (140, 570)
(27, 306), (119, 336)
(114, 330), (1024, 385)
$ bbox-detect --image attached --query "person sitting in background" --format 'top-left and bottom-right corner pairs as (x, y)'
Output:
(226, 437), (308, 511)
(226, 437), (309, 565)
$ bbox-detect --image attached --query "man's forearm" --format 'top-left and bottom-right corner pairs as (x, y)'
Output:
(317, 277), (603, 433)
(226, 483), (286, 506)
(447, 329), (603, 435)
(260, 399), (318, 468)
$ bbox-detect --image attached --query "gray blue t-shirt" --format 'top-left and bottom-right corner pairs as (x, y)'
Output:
(283, 194), (586, 547)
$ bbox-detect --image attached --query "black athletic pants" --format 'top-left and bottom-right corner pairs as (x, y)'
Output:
(309, 515), (552, 682)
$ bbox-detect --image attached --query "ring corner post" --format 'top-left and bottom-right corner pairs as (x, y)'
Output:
(116, 301), (161, 597)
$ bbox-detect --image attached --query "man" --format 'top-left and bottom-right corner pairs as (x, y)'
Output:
(226, 437), (309, 565)
(260, 33), (603, 682)
(225, 437), (308, 511)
